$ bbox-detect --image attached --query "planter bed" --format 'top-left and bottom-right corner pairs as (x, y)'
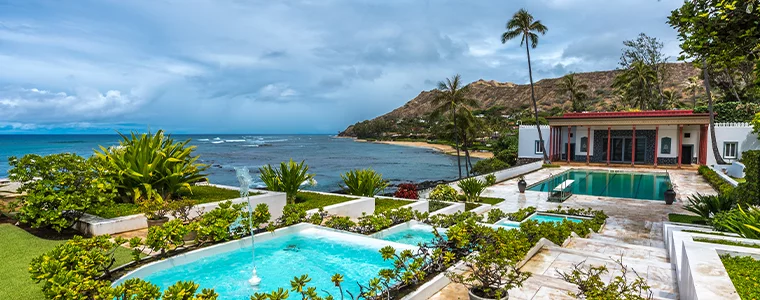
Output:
(429, 201), (452, 212)
(374, 198), (414, 213)
(668, 213), (708, 225)
(455, 195), (504, 206)
(720, 254), (760, 300)
(296, 191), (357, 211)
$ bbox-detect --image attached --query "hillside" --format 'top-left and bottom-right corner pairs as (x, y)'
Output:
(340, 63), (700, 136)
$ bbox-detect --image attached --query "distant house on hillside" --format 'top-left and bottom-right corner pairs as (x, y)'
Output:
(517, 110), (760, 167)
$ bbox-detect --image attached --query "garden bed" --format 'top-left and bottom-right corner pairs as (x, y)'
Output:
(720, 254), (760, 300)
(295, 191), (357, 211)
(429, 201), (453, 212)
(455, 195), (504, 206)
(374, 198), (414, 213)
(695, 237), (760, 249)
(668, 213), (708, 225)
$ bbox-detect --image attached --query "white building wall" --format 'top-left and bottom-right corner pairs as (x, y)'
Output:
(707, 123), (760, 166)
(517, 125), (550, 158)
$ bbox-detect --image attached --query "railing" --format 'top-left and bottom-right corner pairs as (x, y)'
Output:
(547, 172), (573, 202)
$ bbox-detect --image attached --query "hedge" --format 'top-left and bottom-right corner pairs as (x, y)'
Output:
(698, 165), (735, 195)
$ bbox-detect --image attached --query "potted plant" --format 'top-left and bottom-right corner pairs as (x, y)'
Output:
(517, 176), (527, 193)
(664, 182), (676, 205)
(170, 199), (203, 241)
(448, 241), (531, 299)
(140, 195), (171, 228)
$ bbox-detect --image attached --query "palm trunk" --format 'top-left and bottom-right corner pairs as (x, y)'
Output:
(452, 105), (462, 178)
(526, 39), (549, 164)
(692, 89), (697, 108)
(725, 69), (742, 102)
(704, 58), (727, 165)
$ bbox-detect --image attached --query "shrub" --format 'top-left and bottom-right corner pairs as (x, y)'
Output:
(484, 174), (497, 186)
(697, 165), (735, 196)
(542, 163), (561, 168)
(394, 183), (418, 199)
(427, 211), (480, 228)
(95, 130), (207, 204)
(340, 168), (388, 197)
(141, 219), (191, 257)
(694, 101), (760, 123)
(259, 159), (316, 204)
(486, 208), (507, 224)
(447, 237), (531, 299)
(712, 206), (760, 239)
(507, 207), (537, 222)
(195, 201), (248, 244)
(495, 149), (517, 166)
(683, 193), (736, 220)
(558, 258), (653, 300)
(735, 150), (760, 206)
(471, 158), (510, 175)
(325, 216), (356, 231)
(356, 213), (394, 234)
(720, 255), (760, 300)
(457, 178), (486, 202)
(8, 153), (117, 232)
(429, 185), (458, 202)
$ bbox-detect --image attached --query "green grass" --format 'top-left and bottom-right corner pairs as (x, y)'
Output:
(478, 197), (504, 205)
(295, 191), (357, 211)
(429, 201), (452, 212)
(720, 254), (760, 299)
(668, 213), (708, 225)
(731, 177), (747, 183)
(694, 237), (760, 249)
(89, 185), (259, 219)
(682, 229), (732, 236)
(0, 224), (134, 300)
(374, 198), (413, 213)
(465, 202), (482, 211)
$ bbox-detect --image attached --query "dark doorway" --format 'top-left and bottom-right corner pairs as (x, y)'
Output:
(681, 145), (694, 164)
(569, 143), (576, 161)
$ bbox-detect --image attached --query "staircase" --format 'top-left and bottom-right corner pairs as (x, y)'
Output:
(517, 228), (678, 299)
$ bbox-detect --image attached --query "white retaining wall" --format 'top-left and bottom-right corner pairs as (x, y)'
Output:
(305, 191), (373, 219)
(74, 191), (288, 236)
(430, 202), (464, 216)
(375, 196), (429, 214)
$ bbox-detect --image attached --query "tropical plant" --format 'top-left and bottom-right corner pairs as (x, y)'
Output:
(613, 60), (659, 110)
(8, 153), (117, 232)
(558, 258), (653, 300)
(619, 33), (670, 107)
(502, 8), (549, 163)
(259, 159), (316, 204)
(194, 201), (250, 244)
(430, 75), (478, 178)
(340, 168), (388, 197)
(486, 208), (508, 224)
(682, 76), (702, 108)
(457, 178), (486, 202)
(472, 158), (510, 175)
(429, 184), (459, 202)
(95, 130), (208, 204)
(558, 73), (590, 112)
(394, 183), (418, 199)
(683, 193), (736, 221)
(131, 219), (192, 257)
(485, 174), (497, 186)
(712, 206), (760, 239)
(661, 89), (683, 110)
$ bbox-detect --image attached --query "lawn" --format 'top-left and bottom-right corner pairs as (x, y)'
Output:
(694, 237), (760, 249)
(429, 201), (452, 212)
(88, 185), (257, 218)
(0, 224), (134, 300)
(667, 213), (708, 225)
(295, 191), (357, 211)
(374, 198), (413, 213)
(456, 195), (504, 206)
(465, 202), (482, 211)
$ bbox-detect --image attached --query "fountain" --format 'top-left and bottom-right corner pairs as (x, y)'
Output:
(235, 167), (262, 287)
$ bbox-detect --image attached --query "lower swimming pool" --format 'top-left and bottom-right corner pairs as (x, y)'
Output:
(528, 170), (671, 201)
(372, 221), (444, 246)
(493, 212), (586, 228)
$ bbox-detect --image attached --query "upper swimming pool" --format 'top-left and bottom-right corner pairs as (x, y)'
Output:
(528, 170), (671, 201)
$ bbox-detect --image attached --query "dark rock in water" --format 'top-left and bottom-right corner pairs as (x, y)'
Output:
(284, 244), (300, 252)
(212, 164), (223, 168)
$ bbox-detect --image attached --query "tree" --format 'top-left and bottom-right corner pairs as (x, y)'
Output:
(661, 89), (682, 109)
(612, 60), (659, 110)
(682, 76), (702, 108)
(502, 8), (549, 163)
(558, 73), (589, 112)
(431, 75), (478, 178)
(667, 0), (760, 165)
(619, 33), (670, 106)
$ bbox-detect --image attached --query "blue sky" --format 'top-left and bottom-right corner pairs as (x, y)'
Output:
(0, 0), (684, 134)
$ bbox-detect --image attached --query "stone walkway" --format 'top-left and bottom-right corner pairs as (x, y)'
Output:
(429, 166), (716, 299)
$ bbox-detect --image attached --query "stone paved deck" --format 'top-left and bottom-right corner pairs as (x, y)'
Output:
(429, 166), (716, 300)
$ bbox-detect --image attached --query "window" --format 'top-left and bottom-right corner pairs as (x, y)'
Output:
(661, 137), (671, 154)
(684, 133), (691, 138)
(580, 137), (588, 152)
(724, 142), (738, 159)
(534, 140), (544, 154)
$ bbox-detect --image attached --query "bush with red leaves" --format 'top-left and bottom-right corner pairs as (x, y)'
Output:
(394, 183), (418, 199)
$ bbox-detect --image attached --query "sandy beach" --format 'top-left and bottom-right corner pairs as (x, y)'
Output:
(357, 140), (494, 159)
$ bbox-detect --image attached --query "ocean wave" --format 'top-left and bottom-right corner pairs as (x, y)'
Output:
(197, 139), (210, 142)
(225, 139), (246, 143)
(211, 141), (224, 144)
(242, 145), (259, 147)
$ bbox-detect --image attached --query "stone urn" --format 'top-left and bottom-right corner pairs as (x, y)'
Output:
(664, 189), (676, 205)
(517, 178), (527, 193)
(469, 289), (506, 300)
(146, 216), (170, 228)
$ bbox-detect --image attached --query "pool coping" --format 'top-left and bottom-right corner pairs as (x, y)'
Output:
(111, 222), (417, 287)
(524, 168), (673, 202)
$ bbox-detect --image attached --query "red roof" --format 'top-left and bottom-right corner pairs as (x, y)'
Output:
(548, 110), (709, 119)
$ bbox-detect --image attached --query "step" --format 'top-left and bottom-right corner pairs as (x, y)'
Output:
(564, 237), (669, 263)
(589, 232), (665, 248)
(506, 274), (578, 300)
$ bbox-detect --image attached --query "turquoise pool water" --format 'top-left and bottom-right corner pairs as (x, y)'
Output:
(118, 228), (406, 299)
(529, 214), (583, 223)
(379, 224), (442, 245)
(528, 170), (671, 201)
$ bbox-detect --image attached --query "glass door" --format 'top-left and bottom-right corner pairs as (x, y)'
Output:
(612, 138), (624, 161)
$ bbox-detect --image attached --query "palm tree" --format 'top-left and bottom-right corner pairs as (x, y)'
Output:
(502, 9), (549, 163)
(557, 73), (589, 112)
(612, 60), (658, 110)
(702, 58), (727, 165)
(682, 76), (701, 108)
(431, 75), (478, 178)
(661, 89), (681, 109)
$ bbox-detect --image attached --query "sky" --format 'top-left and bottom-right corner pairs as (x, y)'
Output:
(0, 0), (686, 134)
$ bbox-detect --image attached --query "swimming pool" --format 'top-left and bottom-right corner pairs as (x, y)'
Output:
(372, 221), (444, 246)
(114, 225), (414, 299)
(492, 213), (586, 228)
(528, 170), (671, 201)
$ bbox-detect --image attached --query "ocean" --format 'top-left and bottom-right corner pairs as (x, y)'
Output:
(0, 134), (467, 192)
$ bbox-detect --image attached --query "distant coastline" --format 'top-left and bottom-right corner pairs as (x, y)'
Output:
(355, 139), (494, 159)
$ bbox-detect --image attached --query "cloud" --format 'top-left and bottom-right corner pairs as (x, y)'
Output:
(0, 0), (686, 133)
